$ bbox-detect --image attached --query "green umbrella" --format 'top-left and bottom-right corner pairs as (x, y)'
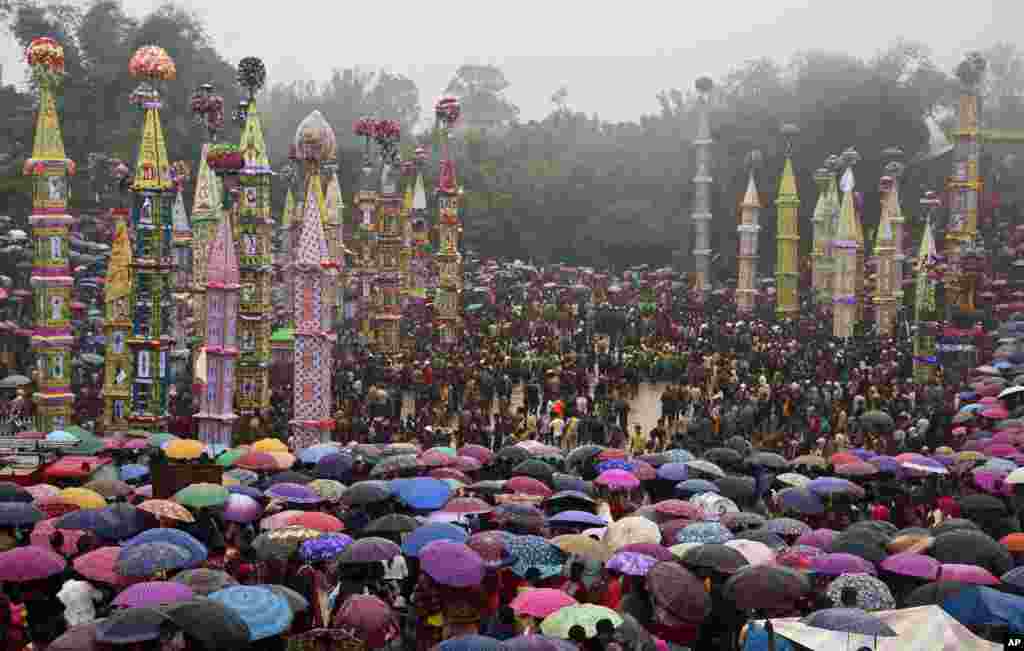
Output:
(540, 604), (623, 639)
(466, 303), (485, 312)
(68, 434), (105, 456)
(216, 449), (247, 467)
(149, 433), (178, 448)
(429, 447), (457, 458)
(174, 483), (229, 509)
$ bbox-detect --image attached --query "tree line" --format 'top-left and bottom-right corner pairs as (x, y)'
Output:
(2, 0), (1024, 272)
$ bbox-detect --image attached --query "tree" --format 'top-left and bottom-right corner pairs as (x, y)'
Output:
(445, 64), (519, 128)
(981, 42), (1024, 129)
(364, 71), (420, 133)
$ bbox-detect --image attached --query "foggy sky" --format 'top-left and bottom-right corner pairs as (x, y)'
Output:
(0, 0), (1017, 124)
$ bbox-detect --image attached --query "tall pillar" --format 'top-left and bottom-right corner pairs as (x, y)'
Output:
(235, 58), (273, 418)
(435, 97), (463, 347)
(882, 148), (907, 306)
(914, 193), (941, 383)
(874, 174), (898, 336)
(170, 184), (191, 382)
(189, 84), (224, 353)
(736, 150), (761, 314)
(353, 119), (378, 344)
(833, 150), (860, 338)
(811, 158), (839, 303)
(372, 120), (403, 355)
(102, 217), (133, 431)
(691, 77), (714, 293)
(196, 209), (239, 448)
(324, 162), (346, 325)
(126, 46), (177, 431)
(410, 150), (430, 299)
(25, 37), (75, 432)
(775, 124), (800, 317)
(289, 111), (337, 450)
(278, 187), (295, 325)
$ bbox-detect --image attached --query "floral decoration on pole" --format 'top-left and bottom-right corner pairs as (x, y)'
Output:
(190, 83), (224, 141)
(236, 56), (266, 102)
(26, 37), (65, 87)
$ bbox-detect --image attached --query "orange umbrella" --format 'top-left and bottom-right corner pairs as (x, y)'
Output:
(137, 499), (196, 523)
(1001, 533), (1024, 553)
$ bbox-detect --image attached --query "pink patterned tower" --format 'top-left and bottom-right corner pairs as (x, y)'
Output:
(196, 209), (240, 448)
(289, 111), (337, 450)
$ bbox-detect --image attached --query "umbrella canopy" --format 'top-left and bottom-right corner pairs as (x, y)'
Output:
(341, 480), (393, 506)
(264, 482), (322, 505)
(676, 522), (733, 545)
(931, 530), (1014, 576)
(438, 635), (506, 651)
(548, 510), (607, 528)
(420, 540), (485, 587)
(0, 502), (44, 527)
(252, 526), (322, 561)
(540, 604), (623, 639)
(222, 494), (263, 524)
(606, 551), (659, 576)
(0, 483), (34, 503)
(722, 565), (810, 611)
(162, 598), (252, 650)
(174, 483), (229, 508)
(331, 594), (400, 649)
(363, 513), (419, 536)
(172, 568), (239, 595)
(59, 487), (106, 509)
(73, 547), (131, 585)
(116, 542), (192, 577)
(125, 528), (207, 567)
(510, 588), (578, 618)
(389, 477), (452, 510)
(299, 533), (353, 563)
(551, 534), (613, 563)
(508, 535), (568, 579)
(681, 543), (749, 574)
(826, 574), (896, 611)
(0, 546), (66, 582)
(337, 537), (401, 564)
(401, 523), (468, 557)
(646, 561), (711, 624)
(95, 607), (167, 644)
(209, 586), (293, 641)
(112, 581), (195, 608)
(810, 553), (876, 576)
(136, 500), (195, 523)
(604, 516), (661, 550)
(880, 552), (940, 580)
(800, 607), (898, 637)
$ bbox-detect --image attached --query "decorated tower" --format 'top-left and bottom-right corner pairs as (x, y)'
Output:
(189, 83), (224, 349)
(24, 37), (75, 432)
(736, 150), (762, 314)
(102, 218), (133, 431)
(323, 160), (345, 324)
(853, 159), (867, 322)
(399, 161), (414, 297)
(833, 150), (860, 338)
(196, 209), (240, 448)
(352, 119), (378, 342)
(170, 167), (192, 382)
(947, 53), (986, 312)
(435, 97), (463, 346)
(289, 111), (337, 450)
(811, 156), (839, 303)
(278, 186), (295, 320)
(126, 46), (177, 431)
(882, 148), (907, 306)
(774, 124), (800, 317)
(234, 57), (273, 417)
(822, 155), (842, 304)
(410, 147), (431, 298)
(691, 76), (714, 293)
(372, 119), (403, 354)
(874, 174), (898, 335)
(914, 192), (942, 383)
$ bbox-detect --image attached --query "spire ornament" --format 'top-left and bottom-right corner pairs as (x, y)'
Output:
(775, 124), (800, 317)
(737, 150), (762, 313)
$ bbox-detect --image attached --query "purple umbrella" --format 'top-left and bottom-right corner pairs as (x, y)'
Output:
(801, 607), (897, 637)
(657, 463), (689, 482)
(765, 518), (812, 537)
(264, 483), (323, 505)
(112, 581), (194, 607)
(796, 529), (839, 550)
(337, 537), (401, 564)
(617, 543), (676, 562)
(0, 546), (66, 582)
(606, 551), (659, 576)
(223, 494), (263, 523)
(777, 487), (824, 515)
(548, 511), (606, 528)
(1001, 567), (1024, 590)
(420, 540), (484, 587)
(806, 477), (866, 499)
(810, 553), (876, 576)
(299, 533), (353, 563)
(880, 552), (939, 580)
(227, 485), (264, 500)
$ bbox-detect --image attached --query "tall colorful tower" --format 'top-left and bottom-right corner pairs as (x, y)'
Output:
(947, 53), (986, 312)
(853, 161), (867, 323)
(736, 150), (761, 314)
(170, 182), (191, 381)
(278, 187), (295, 322)
(914, 192), (942, 383)
(189, 83), (224, 347)
(102, 218), (133, 431)
(410, 148), (431, 298)
(691, 77), (714, 293)
(774, 124), (800, 317)
(874, 173), (898, 336)
(353, 119), (378, 342)
(235, 57), (273, 417)
(435, 97), (463, 346)
(196, 208), (240, 448)
(24, 37), (75, 432)
(290, 111), (337, 450)
(126, 46), (177, 431)
(882, 148), (907, 307)
(833, 152), (860, 338)
(811, 159), (834, 303)
(373, 120), (403, 354)
(324, 161), (345, 325)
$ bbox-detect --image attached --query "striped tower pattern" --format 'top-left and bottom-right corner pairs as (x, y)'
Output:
(323, 164), (345, 324)
(774, 133), (800, 317)
(736, 152), (761, 314)
(102, 218), (133, 431)
(833, 165), (859, 338)
(853, 177), (866, 322)
(279, 187), (294, 320)
(236, 98), (273, 415)
(355, 158), (377, 341)
(374, 158), (403, 354)
(24, 43), (75, 432)
(410, 169), (430, 298)
(811, 162), (836, 303)
(196, 209), (240, 448)
(822, 159), (842, 306)
(290, 110), (337, 450)
(170, 189), (191, 378)
(400, 181), (413, 297)
(874, 174), (898, 336)
(691, 79), (714, 293)
(914, 197), (941, 383)
(127, 81), (175, 431)
(190, 142), (222, 346)
(883, 151), (907, 305)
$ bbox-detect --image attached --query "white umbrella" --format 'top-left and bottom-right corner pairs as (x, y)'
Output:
(998, 385), (1024, 400)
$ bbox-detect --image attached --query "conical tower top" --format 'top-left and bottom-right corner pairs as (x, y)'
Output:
(296, 172), (330, 267)
(206, 208), (240, 288)
(106, 218), (133, 306)
(131, 92), (173, 191)
(192, 143), (221, 223)
(172, 189), (190, 241)
(240, 99), (272, 176)
(282, 187), (294, 227)
(24, 37), (72, 172)
(413, 172), (427, 211)
(877, 177), (896, 245)
(741, 173), (760, 209)
(836, 167), (859, 242)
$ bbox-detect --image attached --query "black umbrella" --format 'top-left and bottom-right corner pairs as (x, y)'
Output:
(267, 471), (314, 486)
(544, 490), (597, 511)
(495, 446), (531, 466)
(723, 565), (810, 610)
(315, 454), (353, 481)
(95, 607), (167, 644)
(705, 448), (743, 467)
(512, 459), (556, 485)
(747, 452), (789, 471)
(466, 480), (507, 495)
(363, 514), (419, 536)
(931, 518), (980, 537)
(566, 445), (603, 469)
(931, 530), (1013, 576)
(959, 494), (1008, 515)
(714, 475), (756, 502)
(162, 598), (251, 650)
(903, 581), (972, 607)
(681, 543), (750, 575)
(341, 481), (393, 507)
(550, 474), (590, 494)
(0, 503), (44, 527)
(724, 436), (752, 456)
(734, 529), (787, 549)
(827, 536), (889, 564)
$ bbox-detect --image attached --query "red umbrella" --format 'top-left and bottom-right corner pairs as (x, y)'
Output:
(0, 546), (66, 582)
(34, 496), (80, 519)
(457, 445), (494, 465)
(506, 476), (552, 497)
(632, 461), (657, 481)
(509, 588), (577, 618)
(235, 452), (280, 471)
(830, 452), (860, 466)
(646, 561), (711, 625)
(653, 500), (703, 520)
(74, 546), (136, 586)
(452, 456), (483, 472)
(442, 497), (493, 515)
(287, 512), (344, 533)
(418, 450), (454, 468)
(938, 563), (1001, 585)
(331, 594), (400, 649)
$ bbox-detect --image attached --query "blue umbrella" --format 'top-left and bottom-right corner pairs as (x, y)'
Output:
(116, 542), (192, 577)
(315, 453), (354, 481)
(225, 469), (260, 485)
(942, 585), (1024, 633)
(778, 487), (825, 515)
(596, 460), (634, 473)
(120, 464), (149, 482)
(125, 528), (208, 567)
(806, 477), (863, 498)
(675, 479), (718, 496)
(507, 535), (567, 579)
(95, 606), (167, 644)
(548, 510), (607, 527)
(959, 392), (978, 401)
(390, 478), (451, 511)
(657, 462), (689, 482)
(401, 523), (468, 557)
(47, 430), (78, 443)
(663, 449), (695, 463)
(297, 444), (339, 465)
(676, 522), (733, 544)
(209, 586), (293, 641)
(439, 635), (505, 651)
(227, 485), (264, 500)
(0, 503), (43, 526)
(801, 607), (898, 637)
(1001, 567), (1024, 590)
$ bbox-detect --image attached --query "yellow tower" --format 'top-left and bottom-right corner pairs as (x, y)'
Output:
(102, 219), (133, 431)
(774, 125), (800, 317)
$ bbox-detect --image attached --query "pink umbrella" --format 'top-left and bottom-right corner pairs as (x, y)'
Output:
(452, 456), (482, 472)
(442, 497), (493, 515)
(457, 445), (494, 465)
(724, 540), (776, 566)
(509, 588), (577, 617)
(595, 469), (641, 491)
(30, 518), (86, 555)
(506, 476), (552, 497)
(0, 546), (66, 582)
(222, 494), (262, 523)
(880, 552), (939, 580)
(112, 581), (194, 607)
(260, 510), (304, 530)
(25, 484), (60, 500)
(418, 450), (453, 468)
(796, 529), (839, 550)
(985, 443), (1018, 458)
(938, 563), (1000, 585)
(982, 407), (1010, 420)
(978, 397), (1000, 405)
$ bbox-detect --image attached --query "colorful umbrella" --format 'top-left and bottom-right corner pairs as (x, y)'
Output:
(800, 607), (898, 637)
(606, 551), (659, 576)
(389, 477), (451, 510)
(125, 528), (207, 567)
(540, 604), (623, 639)
(676, 522), (733, 544)
(0, 546), (66, 581)
(722, 565), (810, 610)
(172, 568), (238, 595)
(136, 499), (195, 523)
(507, 535), (568, 579)
(879, 552), (939, 580)
(603, 516), (661, 551)
(174, 483), (229, 508)
(165, 439), (205, 460)
(116, 542), (192, 577)
(594, 469), (640, 490)
(307, 479), (346, 502)
(646, 561), (711, 624)
(938, 563), (1001, 585)
(112, 580), (194, 607)
(74, 546), (132, 585)
(420, 540), (485, 587)
(209, 586), (293, 641)
(287, 512), (343, 532)
(337, 537), (401, 564)
(765, 517), (812, 537)
(252, 526), (322, 561)
(264, 482), (322, 505)
(223, 494), (262, 523)
(95, 607), (167, 644)
(401, 522), (468, 557)
(826, 573), (896, 611)
(810, 552), (876, 576)
(299, 533), (353, 563)
(0, 502), (43, 526)
(252, 438), (289, 453)
(59, 487), (106, 509)
(330, 594), (400, 648)
(510, 588), (577, 618)
(550, 534), (613, 564)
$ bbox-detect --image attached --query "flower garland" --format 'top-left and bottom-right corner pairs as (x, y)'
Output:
(353, 118), (376, 138)
(170, 160), (191, 192)
(26, 37), (64, 87)
(129, 46), (176, 81)
(190, 88), (224, 135)
(236, 56), (266, 97)
(373, 119), (401, 164)
(206, 143), (243, 172)
(435, 96), (460, 127)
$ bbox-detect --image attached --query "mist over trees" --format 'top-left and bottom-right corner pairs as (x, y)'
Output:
(2, 1), (1024, 272)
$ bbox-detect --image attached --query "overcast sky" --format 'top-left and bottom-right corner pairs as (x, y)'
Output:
(0, 0), (1017, 122)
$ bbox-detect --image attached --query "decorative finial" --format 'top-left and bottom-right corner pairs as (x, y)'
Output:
(373, 120), (401, 165)
(825, 155), (841, 172)
(294, 111), (337, 163)
(236, 56), (266, 102)
(814, 167), (832, 186)
(840, 147), (860, 169)
(129, 46), (176, 81)
(885, 161), (906, 179)
(781, 124), (799, 156)
(745, 150), (763, 172)
(190, 83), (224, 141)
(879, 176), (895, 193)
(882, 146), (904, 162)
(25, 37), (64, 87)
